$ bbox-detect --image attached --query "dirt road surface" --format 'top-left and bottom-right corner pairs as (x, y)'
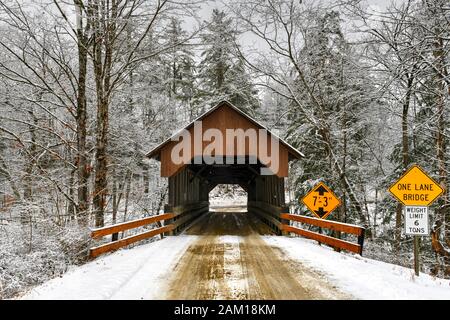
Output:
(164, 211), (351, 299)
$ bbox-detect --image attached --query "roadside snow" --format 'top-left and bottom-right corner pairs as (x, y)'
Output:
(21, 231), (450, 300)
(264, 236), (450, 300)
(22, 235), (198, 300)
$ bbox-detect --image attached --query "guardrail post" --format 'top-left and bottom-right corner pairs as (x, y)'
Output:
(357, 228), (365, 256)
(280, 206), (290, 236)
(164, 204), (174, 236)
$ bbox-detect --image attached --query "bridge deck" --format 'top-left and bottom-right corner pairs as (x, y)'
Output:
(164, 210), (349, 299)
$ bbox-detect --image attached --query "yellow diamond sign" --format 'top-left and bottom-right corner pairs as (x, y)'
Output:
(389, 165), (444, 206)
(301, 182), (341, 219)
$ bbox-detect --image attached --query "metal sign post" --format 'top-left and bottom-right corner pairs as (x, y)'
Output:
(404, 206), (429, 276)
(414, 236), (420, 276)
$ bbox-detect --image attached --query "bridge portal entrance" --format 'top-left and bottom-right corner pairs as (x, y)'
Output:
(209, 184), (247, 210)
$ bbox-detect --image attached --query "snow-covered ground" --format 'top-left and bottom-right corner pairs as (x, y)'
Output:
(22, 235), (198, 300)
(209, 197), (247, 209)
(265, 236), (450, 300)
(22, 233), (450, 300)
(209, 185), (247, 208)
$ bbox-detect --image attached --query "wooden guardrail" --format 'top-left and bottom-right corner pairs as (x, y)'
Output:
(169, 202), (209, 235)
(89, 213), (175, 258)
(280, 213), (365, 255)
(248, 201), (284, 234)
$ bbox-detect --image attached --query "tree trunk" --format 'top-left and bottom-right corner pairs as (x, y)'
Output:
(68, 167), (76, 221)
(75, 3), (90, 226)
(338, 86), (347, 239)
(22, 108), (38, 224)
(121, 170), (132, 239)
(395, 73), (414, 253)
(92, 0), (117, 227)
(93, 97), (109, 227)
(112, 171), (119, 241)
(431, 34), (449, 276)
(373, 188), (378, 237)
(143, 163), (150, 194)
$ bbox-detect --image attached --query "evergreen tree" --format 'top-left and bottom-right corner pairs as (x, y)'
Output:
(161, 18), (197, 121)
(196, 9), (259, 115)
(286, 11), (374, 226)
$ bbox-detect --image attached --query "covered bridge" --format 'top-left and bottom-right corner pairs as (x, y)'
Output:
(89, 101), (365, 259)
(146, 101), (304, 235)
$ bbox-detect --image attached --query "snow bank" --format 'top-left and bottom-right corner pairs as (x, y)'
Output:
(22, 235), (198, 300)
(264, 236), (450, 300)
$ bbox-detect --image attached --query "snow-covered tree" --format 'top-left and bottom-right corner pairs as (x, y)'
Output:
(196, 9), (259, 115)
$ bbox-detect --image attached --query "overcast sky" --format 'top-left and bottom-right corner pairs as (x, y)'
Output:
(197, 0), (396, 22)
(191, 0), (400, 52)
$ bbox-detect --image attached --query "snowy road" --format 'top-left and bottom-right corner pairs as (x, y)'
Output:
(22, 210), (450, 300)
(164, 211), (348, 299)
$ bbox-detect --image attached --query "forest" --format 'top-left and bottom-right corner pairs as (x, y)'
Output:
(0, 0), (448, 299)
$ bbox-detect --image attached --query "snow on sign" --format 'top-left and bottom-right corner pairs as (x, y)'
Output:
(404, 206), (429, 236)
(389, 165), (444, 206)
(301, 182), (341, 219)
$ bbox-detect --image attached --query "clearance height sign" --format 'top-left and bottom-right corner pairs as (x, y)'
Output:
(301, 182), (341, 219)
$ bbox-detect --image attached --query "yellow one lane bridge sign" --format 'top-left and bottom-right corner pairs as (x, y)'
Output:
(389, 165), (444, 206)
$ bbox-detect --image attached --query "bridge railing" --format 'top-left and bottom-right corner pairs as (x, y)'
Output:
(247, 201), (284, 235)
(280, 213), (365, 255)
(89, 213), (175, 258)
(168, 201), (209, 235)
(89, 201), (209, 258)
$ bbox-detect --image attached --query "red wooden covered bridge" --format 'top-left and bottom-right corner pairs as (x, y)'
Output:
(89, 101), (365, 258)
